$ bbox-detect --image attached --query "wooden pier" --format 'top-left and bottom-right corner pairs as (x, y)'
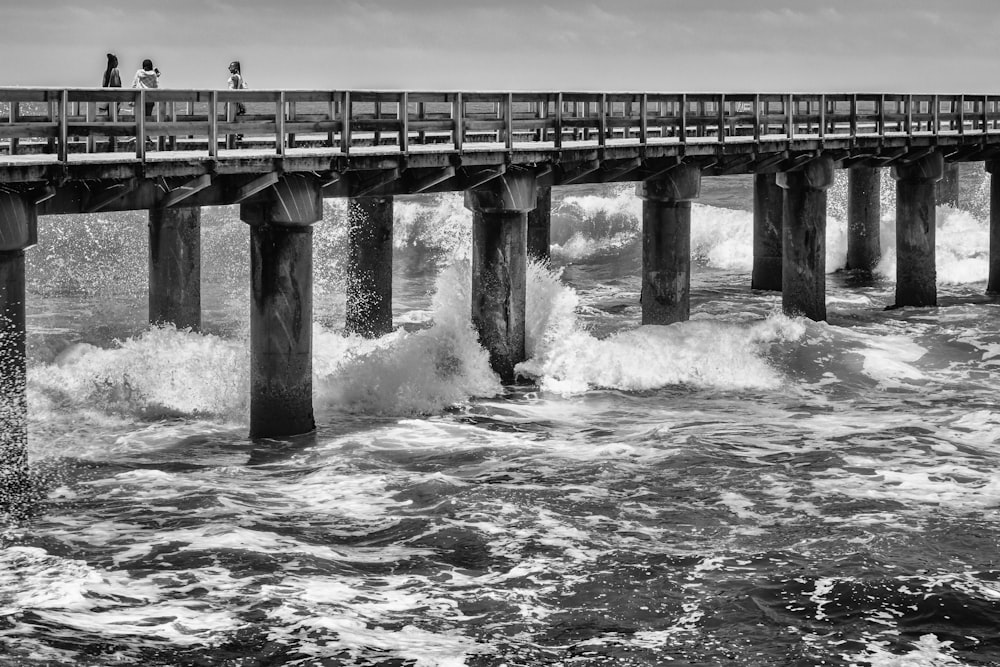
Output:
(2, 88), (1000, 444)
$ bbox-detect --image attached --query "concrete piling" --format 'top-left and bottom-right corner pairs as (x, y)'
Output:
(936, 161), (960, 208)
(464, 169), (536, 383)
(892, 152), (944, 308)
(527, 185), (552, 262)
(149, 207), (201, 330)
(778, 155), (835, 321)
(987, 160), (1000, 296)
(752, 172), (783, 291)
(846, 167), (882, 273)
(240, 175), (322, 438)
(0, 192), (36, 515)
(636, 164), (702, 324)
(346, 196), (394, 338)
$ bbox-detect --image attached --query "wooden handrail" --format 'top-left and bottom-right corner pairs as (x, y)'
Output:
(2, 87), (999, 161)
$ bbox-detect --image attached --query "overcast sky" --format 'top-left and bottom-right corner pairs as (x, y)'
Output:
(2, 0), (996, 93)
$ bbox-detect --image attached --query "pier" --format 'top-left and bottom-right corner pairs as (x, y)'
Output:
(2, 88), (1000, 441)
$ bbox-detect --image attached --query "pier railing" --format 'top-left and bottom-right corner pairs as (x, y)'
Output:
(2, 89), (1000, 160)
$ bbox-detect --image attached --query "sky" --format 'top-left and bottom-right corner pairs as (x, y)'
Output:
(1, 0), (998, 93)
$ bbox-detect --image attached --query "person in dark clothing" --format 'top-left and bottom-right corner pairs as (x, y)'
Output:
(100, 54), (121, 114)
(102, 53), (121, 89)
(101, 53), (122, 150)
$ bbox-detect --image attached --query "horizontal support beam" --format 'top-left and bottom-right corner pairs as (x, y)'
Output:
(84, 178), (137, 213)
(161, 174), (211, 208)
(233, 172), (279, 203)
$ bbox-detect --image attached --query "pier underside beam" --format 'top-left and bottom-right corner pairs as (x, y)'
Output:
(527, 185), (551, 262)
(987, 160), (1000, 295)
(149, 206), (201, 330)
(778, 155), (835, 321)
(936, 161), (960, 208)
(0, 191), (36, 517)
(346, 196), (394, 338)
(240, 174), (322, 439)
(464, 168), (536, 383)
(892, 152), (944, 308)
(846, 167), (882, 273)
(752, 173), (783, 291)
(637, 163), (702, 324)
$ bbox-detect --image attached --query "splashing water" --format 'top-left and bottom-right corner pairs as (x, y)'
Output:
(4, 172), (1000, 665)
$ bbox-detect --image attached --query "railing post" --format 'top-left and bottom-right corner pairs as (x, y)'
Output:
(342, 90), (351, 154)
(208, 90), (218, 158)
(718, 94), (725, 143)
(786, 94), (794, 139)
(933, 94), (940, 136)
(327, 96), (335, 147)
(155, 94), (165, 152)
(680, 94), (687, 143)
(754, 94), (761, 142)
(598, 93), (607, 147)
(400, 92), (409, 152)
(504, 93), (513, 149)
(276, 91), (286, 156)
(850, 94), (858, 140)
(959, 94), (966, 135)
(639, 94), (648, 145)
(136, 89), (146, 160)
(453, 92), (463, 151)
(86, 100), (95, 153)
(109, 92), (119, 153)
(554, 92), (562, 148)
(168, 101), (177, 151)
(878, 94), (885, 137)
(287, 101), (297, 148)
(225, 95), (235, 150)
(9, 100), (18, 156)
(819, 94), (826, 140)
(58, 90), (68, 162)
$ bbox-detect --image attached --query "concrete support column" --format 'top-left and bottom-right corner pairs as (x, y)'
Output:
(987, 160), (1000, 295)
(892, 152), (944, 308)
(636, 164), (702, 324)
(149, 207), (201, 330)
(240, 174), (322, 438)
(527, 185), (552, 262)
(464, 169), (536, 382)
(752, 172), (783, 291)
(0, 192), (36, 516)
(346, 196), (393, 338)
(846, 167), (882, 273)
(778, 155), (835, 321)
(936, 161), (960, 208)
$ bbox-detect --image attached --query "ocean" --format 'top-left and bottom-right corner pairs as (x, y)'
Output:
(1, 165), (999, 666)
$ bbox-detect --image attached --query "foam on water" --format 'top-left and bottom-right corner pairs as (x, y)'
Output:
(8, 174), (1000, 665)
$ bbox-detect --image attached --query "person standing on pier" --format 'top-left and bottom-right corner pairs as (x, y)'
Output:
(227, 60), (247, 142)
(101, 53), (121, 93)
(131, 58), (160, 117)
(99, 53), (121, 148)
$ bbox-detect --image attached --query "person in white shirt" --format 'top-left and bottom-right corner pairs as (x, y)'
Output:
(131, 58), (160, 117)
